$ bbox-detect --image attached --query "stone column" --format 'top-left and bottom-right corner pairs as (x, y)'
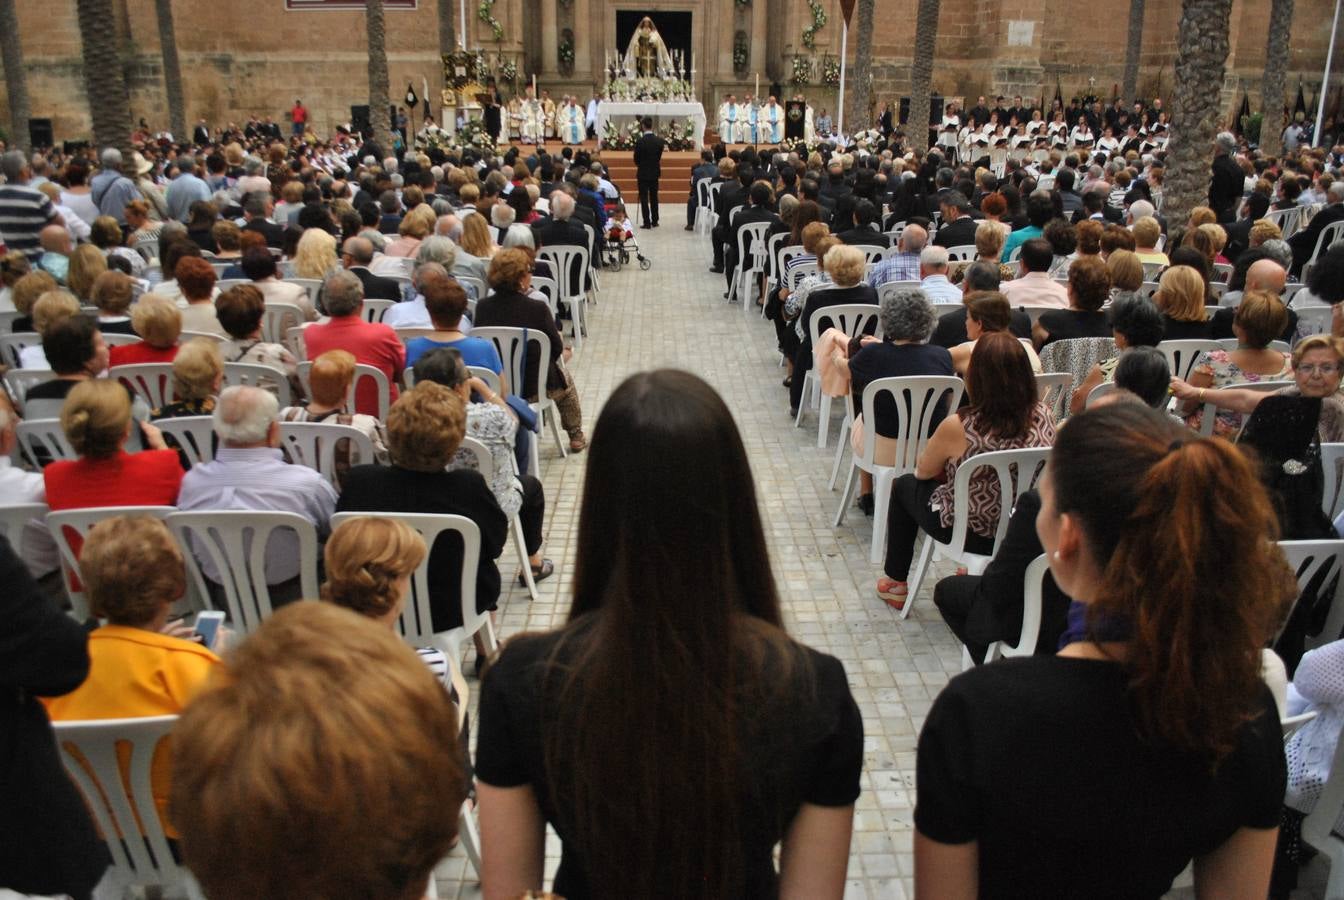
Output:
(541, 0), (558, 74)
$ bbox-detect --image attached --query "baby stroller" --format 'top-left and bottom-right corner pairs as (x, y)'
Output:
(603, 226), (652, 271)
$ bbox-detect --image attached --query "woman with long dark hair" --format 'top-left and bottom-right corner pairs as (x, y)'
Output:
(477, 370), (862, 899)
(915, 403), (1292, 897)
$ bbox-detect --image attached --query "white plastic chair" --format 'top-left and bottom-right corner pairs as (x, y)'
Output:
(1264, 206), (1305, 239)
(329, 511), (497, 664)
(1137, 281), (1161, 300)
(1308, 219), (1344, 270)
(693, 178), (713, 235)
(16, 418), (75, 466)
(47, 506), (180, 620)
(1033, 372), (1073, 413)
(535, 245), (589, 348)
(1303, 715), (1344, 897)
(152, 416), (216, 466)
(1216, 338), (1290, 354)
(1195, 379), (1295, 437)
(295, 361), (391, 421)
(1211, 262), (1233, 283)
(905, 447), (1052, 619)
(277, 420), (376, 486)
(470, 326), (566, 471)
(458, 435), (538, 602)
(1281, 709), (1318, 740)
(2, 367), (53, 411)
(794, 304), (881, 448)
(530, 275), (559, 317)
(179, 329), (225, 344)
(110, 363), (177, 409)
(834, 376), (966, 565)
(361, 298), (396, 323)
(263, 301), (306, 344)
(945, 244), (977, 262)
(286, 278), (323, 308)
(222, 361), (293, 405)
(0, 501), (47, 549)
(166, 510), (321, 636)
(1277, 539), (1344, 647)
(973, 553), (1051, 667)
(1322, 443), (1344, 520)
(457, 274), (486, 302)
(727, 221), (773, 313)
(53, 716), (205, 899)
(1296, 305), (1334, 338)
(1085, 381), (1119, 407)
(1157, 339), (1223, 383)
(100, 332), (142, 347)
(0, 332), (41, 368)
(876, 281), (924, 305)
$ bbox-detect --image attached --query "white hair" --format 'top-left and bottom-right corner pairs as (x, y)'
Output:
(491, 204), (516, 228)
(920, 245), (950, 270)
(383, 157), (398, 173)
(436, 214), (463, 241)
(1128, 199), (1155, 222)
(213, 385), (278, 446)
(550, 192), (575, 220)
(502, 224), (535, 250)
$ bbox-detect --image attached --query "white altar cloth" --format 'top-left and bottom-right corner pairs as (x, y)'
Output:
(596, 101), (707, 150)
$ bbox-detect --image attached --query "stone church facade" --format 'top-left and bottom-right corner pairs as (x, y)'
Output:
(3, 0), (1343, 143)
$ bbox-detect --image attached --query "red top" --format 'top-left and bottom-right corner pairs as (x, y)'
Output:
(109, 342), (178, 368)
(292, 104), (308, 124)
(302, 316), (404, 417)
(44, 449), (184, 589)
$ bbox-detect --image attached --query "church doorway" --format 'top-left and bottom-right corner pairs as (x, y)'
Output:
(615, 10), (692, 73)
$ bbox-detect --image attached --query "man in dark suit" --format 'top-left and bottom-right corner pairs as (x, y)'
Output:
(341, 237), (402, 301)
(1289, 182), (1344, 276)
(710, 162), (749, 273)
(1209, 132), (1245, 225)
(932, 191), (979, 249)
(242, 195), (286, 248)
(531, 191), (591, 296)
(724, 181), (781, 296)
(632, 117), (666, 229)
(834, 199), (892, 248)
(686, 150), (718, 231)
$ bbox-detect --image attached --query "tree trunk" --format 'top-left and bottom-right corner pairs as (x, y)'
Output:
(438, 0), (456, 57)
(1161, 0), (1232, 225)
(0, 0), (31, 152)
(1259, 0), (1294, 156)
(366, 0), (395, 153)
(846, 0), (876, 131)
(908, 0), (940, 152)
(75, 0), (133, 156)
(154, 0), (186, 141)
(1122, 0), (1145, 103)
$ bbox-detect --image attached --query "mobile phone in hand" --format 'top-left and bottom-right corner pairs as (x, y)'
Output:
(193, 611), (226, 650)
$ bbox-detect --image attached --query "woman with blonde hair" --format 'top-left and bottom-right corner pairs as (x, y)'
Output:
(90, 270), (136, 335)
(20, 290), (82, 369)
(0, 250), (30, 312)
(1155, 264), (1215, 340)
(64, 245), (107, 303)
(109, 293), (182, 367)
(151, 338), (225, 422)
(385, 205), (436, 258)
(460, 212), (497, 260)
(291, 228), (339, 281)
(951, 220), (1016, 284)
(8, 269), (56, 331)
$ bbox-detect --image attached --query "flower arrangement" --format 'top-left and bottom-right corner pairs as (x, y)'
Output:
(558, 32), (575, 72)
(475, 50), (490, 77)
(603, 76), (691, 103)
(733, 33), (748, 72)
(477, 0), (504, 41)
(802, 0), (828, 49)
(662, 117), (698, 151)
(821, 56), (840, 86)
(497, 57), (518, 84)
(791, 56), (813, 86)
(457, 118), (495, 152)
(602, 120), (642, 150)
(735, 0), (751, 6)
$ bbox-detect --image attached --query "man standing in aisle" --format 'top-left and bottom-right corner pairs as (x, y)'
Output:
(633, 117), (665, 229)
(290, 99), (308, 137)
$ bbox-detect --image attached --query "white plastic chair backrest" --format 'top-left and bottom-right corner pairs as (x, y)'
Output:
(216, 278), (249, 292)
(46, 506), (178, 620)
(1017, 306), (1057, 325)
(707, 182), (723, 214)
(806, 303), (880, 352)
(1295, 305), (1334, 338)
(1086, 381), (1119, 407)
(1141, 262), (1165, 282)
(886, 220), (906, 240)
(932, 303), (963, 318)
(779, 243), (806, 276)
(166, 510), (320, 636)
(1197, 380), (1295, 437)
(998, 553), (1050, 658)
(1277, 540), (1344, 645)
(179, 330), (224, 344)
(695, 178), (711, 208)
(1304, 706), (1344, 851)
(286, 278), (322, 307)
(467, 365), (503, 397)
(876, 281), (924, 305)
(0, 501), (48, 548)
(457, 435), (494, 482)
(284, 324), (307, 359)
(1322, 443), (1344, 520)
(945, 447), (1052, 560)
(738, 222), (773, 273)
(329, 511), (480, 648)
(470, 326), (549, 404)
(4, 368), (55, 411)
(859, 376), (966, 474)
(53, 715), (194, 892)
(1216, 337), (1290, 354)
(1265, 206), (1302, 237)
(361, 298), (395, 323)
(765, 232), (788, 280)
(263, 302), (305, 344)
(458, 274), (486, 301)
(111, 363), (177, 409)
(152, 416), (216, 466)
(1309, 220), (1344, 266)
(851, 244), (888, 268)
(277, 421), (376, 485)
(1282, 283), (1307, 304)
(945, 244), (977, 262)
(295, 362), (390, 421)
(1137, 281), (1161, 300)
(789, 261), (820, 291)
(1006, 245), (1024, 263)
(530, 276), (559, 316)
(1282, 709), (1318, 740)
(101, 332), (142, 347)
(1034, 372), (1073, 411)
(16, 418), (75, 465)
(0, 332), (40, 368)
(1157, 339), (1223, 383)
(394, 326), (436, 344)
(222, 362), (293, 405)
(0, 309), (20, 334)
(536, 245), (589, 304)
(1211, 262), (1233, 283)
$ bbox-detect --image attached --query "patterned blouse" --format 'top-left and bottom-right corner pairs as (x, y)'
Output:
(221, 338), (304, 401)
(1184, 349), (1293, 439)
(449, 402), (523, 519)
(931, 402), (1057, 535)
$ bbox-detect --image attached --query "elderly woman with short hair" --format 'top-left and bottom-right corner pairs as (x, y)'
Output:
(789, 243), (880, 415)
(830, 287), (955, 515)
(89, 270), (136, 335)
(216, 284), (302, 397)
(109, 293), (182, 367)
(951, 220), (1016, 285)
(1032, 256), (1115, 349)
(89, 215), (146, 277)
(1069, 293), (1167, 414)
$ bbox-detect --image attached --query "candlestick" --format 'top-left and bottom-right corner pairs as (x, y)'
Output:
(755, 73), (759, 97)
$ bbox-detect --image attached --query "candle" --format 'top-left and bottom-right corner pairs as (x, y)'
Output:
(755, 73), (759, 97)
(532, 73), (537, 94)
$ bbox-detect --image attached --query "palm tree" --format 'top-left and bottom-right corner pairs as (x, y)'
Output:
(1160, 0), (1233, 225)
(154, 0), (186, 141)
(1258, 0), (1294, 156)
(0, 0), (31, 152)
(846, 0), (876, 131)
(75, 0), (133, 156)
(908, 0), (940, 151)
(1122, 0), (1145, 103)
(366, 0), (395, 153)
(438, 0), (456, 59)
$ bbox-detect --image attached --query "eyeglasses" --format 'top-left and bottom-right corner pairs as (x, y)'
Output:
(1298, 363), (1342, 376)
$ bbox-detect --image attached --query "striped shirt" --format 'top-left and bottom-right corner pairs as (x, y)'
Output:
(0, 185), (57, 261)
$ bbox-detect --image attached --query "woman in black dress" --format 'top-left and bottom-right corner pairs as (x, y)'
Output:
(476, 370), (862, 899)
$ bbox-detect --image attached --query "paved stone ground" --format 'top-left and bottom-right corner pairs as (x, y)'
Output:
(433, 220), (1329, 899)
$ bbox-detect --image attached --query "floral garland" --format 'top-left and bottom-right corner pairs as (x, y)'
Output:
(733, 33), (748, 72)
(497, 56), (518, 84)
(477, 0), (504, 41)
(603, 76), (693, 103)
(558, 36), (575, 65)
(735, 0), (751, 5)
(603, 117), (697, 151)
(802, 0), (827, 49)
(821, 56), (840, 86)
(791, 56), (812, 86)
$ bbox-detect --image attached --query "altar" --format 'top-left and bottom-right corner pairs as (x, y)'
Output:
(596, 101), (707, 149)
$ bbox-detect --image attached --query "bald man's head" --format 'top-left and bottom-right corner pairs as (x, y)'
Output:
(39, 224), (71, 255)
(341, 236), (375, 266)
(435, 214), (463, 241)
(1245, 259), (1287, 295)
(900, 224), (929, 253)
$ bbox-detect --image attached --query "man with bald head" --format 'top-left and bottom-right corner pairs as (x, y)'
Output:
(1211, 256), (1299, 343)
(37, 223), (73, 283)
(867, 223), (928, 287)
(341, 236), (402, 301)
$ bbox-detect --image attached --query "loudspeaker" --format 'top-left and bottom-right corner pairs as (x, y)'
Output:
(898, 97), (945, 125)
(350, 105), (370, 136)
(28, 118), (53, 149)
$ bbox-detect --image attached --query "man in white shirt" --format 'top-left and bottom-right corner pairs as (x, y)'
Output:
(177, 386), (337, 595)
(1000, 238), (1069, 309)
(0, 406), (58, 578)
(918, 245), (964, 303)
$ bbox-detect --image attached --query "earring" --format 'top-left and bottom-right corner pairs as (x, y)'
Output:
(1052, 550), (1061, 561)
